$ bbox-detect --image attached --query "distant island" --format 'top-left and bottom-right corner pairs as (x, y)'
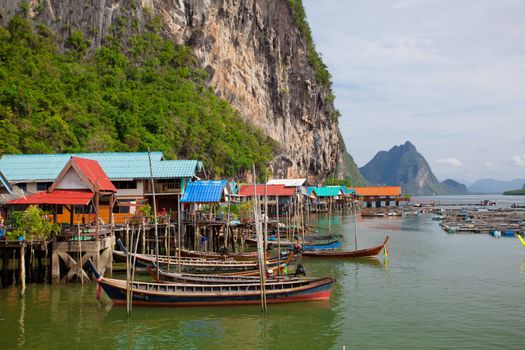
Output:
(503, 183), (525, 195)
(359, 141), (468, 196)
(468, 178), (525, 194)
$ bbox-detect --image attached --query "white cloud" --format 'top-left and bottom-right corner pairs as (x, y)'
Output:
(303, 0), (525, 180)
(437, 158), (463, 167)
(510, 155), (525, 166)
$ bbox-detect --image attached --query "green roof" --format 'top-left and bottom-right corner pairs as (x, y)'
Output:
(0, 152), (203, 181)
(308, 186), (343, 197)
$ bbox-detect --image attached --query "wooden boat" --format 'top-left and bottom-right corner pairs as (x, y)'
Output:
(245, 237), (341, 250)
(150, 250), (299, 282)
(114, 239), (286, 273)
(302, 236), (389, 258)
(89, 261), (334, 307)
(149, 267), (305, 284)
(113, 249), (287, 274)
(303, 241), (341, 251)
(178, 248), (259, 261)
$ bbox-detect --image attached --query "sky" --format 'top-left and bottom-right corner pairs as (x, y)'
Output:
(303, 0), (525, 184)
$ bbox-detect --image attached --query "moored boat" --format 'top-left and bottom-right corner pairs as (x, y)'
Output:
(150, 268), (305, 284)
(302, 236), (389, 258)
(114, 239), (287, 274)
(178, 248), (259, 261)
(89, 261), (334, 307)
(245, 237), (341, 250)
(113, 249), (284, 274)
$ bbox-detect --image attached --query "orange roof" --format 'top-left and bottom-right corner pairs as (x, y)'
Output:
(352, 186), (401, 196)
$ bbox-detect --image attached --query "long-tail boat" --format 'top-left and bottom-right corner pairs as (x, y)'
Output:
(245, 237), (341, 250)
(114, 240), (290, 274)
(150, 249), (299, 283)
(178, 248), (259, 261)
(148, 267), (305, 284)
(89, 260), (334, 307)
(301, 236), (389, 258)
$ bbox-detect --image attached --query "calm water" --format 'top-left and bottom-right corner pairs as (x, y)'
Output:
(2, 196), (525, 349)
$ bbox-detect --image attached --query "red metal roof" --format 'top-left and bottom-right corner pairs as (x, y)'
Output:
(239, 184), (296, 197)
(71, 157), (117, 192)
(9, 190), (94, 205)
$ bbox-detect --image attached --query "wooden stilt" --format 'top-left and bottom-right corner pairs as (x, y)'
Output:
(20, 245), (26, 297)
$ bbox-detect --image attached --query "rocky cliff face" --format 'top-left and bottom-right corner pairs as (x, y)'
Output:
(360, 141), (467, 195)
(0, 0), (346, 182)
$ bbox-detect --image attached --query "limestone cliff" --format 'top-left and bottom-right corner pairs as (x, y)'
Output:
(360, 141), (468, 195)
(0, 0), (357, 182)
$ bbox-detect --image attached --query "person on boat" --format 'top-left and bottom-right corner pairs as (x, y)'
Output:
(294, 264), (306, 276)
(0, 212), (4, 239)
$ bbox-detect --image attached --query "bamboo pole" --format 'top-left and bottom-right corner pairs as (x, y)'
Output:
(147, 149), (160, 281)
(253, 166), (266, 311)
(130, 225), (141, 313)
(178, 196), (182, 273)
(126, 226), (132, 316)
(354, 207), (358, 250)
(20, 245), (25, 297)
(276, 196), (281, 275)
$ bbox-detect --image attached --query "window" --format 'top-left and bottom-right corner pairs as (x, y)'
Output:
(112, 181), (137, 190)
(37, 182), (51, 191)
(113, 200), (134, 214)
(40, 205), (63, 214)
(17, 183), (27, 191)
(157, 179), (181, 189)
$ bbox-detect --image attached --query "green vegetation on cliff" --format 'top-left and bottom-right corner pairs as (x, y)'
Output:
(288, 0), (331, 87)
(0, 16), (275, 177)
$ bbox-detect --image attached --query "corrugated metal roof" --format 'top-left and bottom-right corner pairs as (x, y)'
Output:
(239, 184), (296, 197)
(180, 180), (228, 203)
(266, 178), (307, 187)
(0, 170), (13, 194)
(0, 153), (202, 181)
(352, 186), (401, 196)
(9, 190), (93, 205)
(333, 186), (356, 195)
(308, 186), (343, 197)
(69, 157), (117, 192)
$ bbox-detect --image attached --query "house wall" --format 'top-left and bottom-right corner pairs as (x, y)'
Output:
(116, 181), (144, 197)
(54, 205), (136, 225)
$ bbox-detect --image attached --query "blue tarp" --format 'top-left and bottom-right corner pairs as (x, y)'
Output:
(180, 180), (228, 203)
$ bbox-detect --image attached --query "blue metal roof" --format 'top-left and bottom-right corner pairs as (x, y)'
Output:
(180, 180), (228, 203)
(0, 153), (202, 181)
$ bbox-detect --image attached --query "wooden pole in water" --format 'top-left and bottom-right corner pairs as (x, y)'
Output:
(264, 174), (268, 262)
(147, 149), (160, 281)
(276, 196), (281, 275)
(130, 225), (141, 313)
(178, 195), (182, 273)
(20, 244), (25, 297)
(126, 226), (132, 316)
(253, 165), (266, 311)
(354, 207), (358, 250)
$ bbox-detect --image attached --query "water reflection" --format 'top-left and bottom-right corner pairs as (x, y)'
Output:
(18, 291), (25, 348)
(99, 301), (338, 349)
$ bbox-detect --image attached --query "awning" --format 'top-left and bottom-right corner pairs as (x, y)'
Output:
(8, 190), (94, 206)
